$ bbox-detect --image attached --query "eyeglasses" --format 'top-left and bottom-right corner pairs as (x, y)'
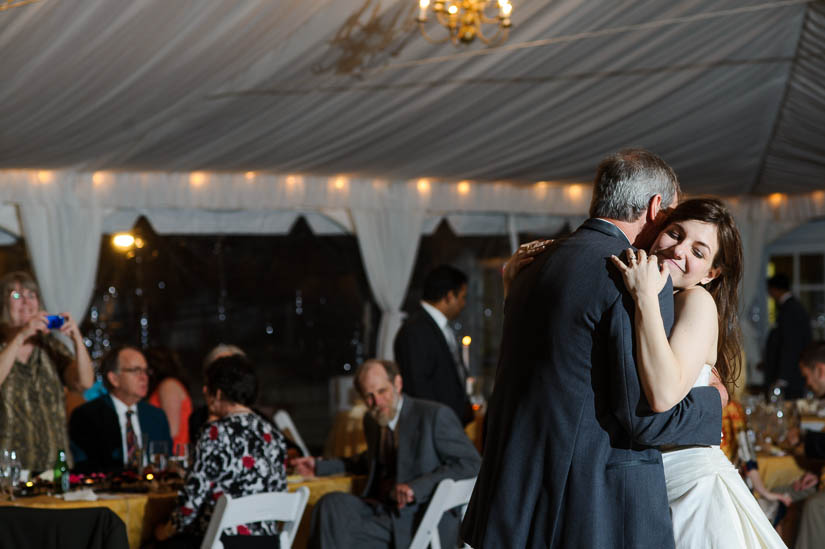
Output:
(120, 367), (153, 376)
(9, 290), (37, 301)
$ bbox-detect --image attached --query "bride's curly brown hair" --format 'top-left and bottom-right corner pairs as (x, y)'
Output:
(662, 197), (743, 392)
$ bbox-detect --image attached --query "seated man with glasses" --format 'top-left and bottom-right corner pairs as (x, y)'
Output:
(70, 345), (172, 473)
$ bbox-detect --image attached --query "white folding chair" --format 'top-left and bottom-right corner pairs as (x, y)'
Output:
(408, 477), (477, 549)
(200, 487), (310, 549)
(273, 409), (311, 457)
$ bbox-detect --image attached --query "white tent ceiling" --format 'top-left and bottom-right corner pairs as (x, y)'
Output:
(0, 0), (823, 372)
(0, 0), (822, 195)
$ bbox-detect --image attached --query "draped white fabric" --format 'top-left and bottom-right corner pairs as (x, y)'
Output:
(351, 203), (425, 360)
(0, 1), (820, 196)
(17, 187), (103, 323)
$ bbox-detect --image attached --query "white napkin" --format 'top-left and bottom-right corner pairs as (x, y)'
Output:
(62, 488), (98, 501)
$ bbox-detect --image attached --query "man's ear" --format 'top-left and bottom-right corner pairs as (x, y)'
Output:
(106, 371), (119, 390)
(646, 194), (663, 223)
(393, 374), (403, 394)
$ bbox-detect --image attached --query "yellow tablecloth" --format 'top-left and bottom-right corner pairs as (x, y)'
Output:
(0, 475), (363, 549)
(757, 454), (806, 491)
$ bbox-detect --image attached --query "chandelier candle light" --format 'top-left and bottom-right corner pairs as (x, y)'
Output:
(417, 0), (512, 45)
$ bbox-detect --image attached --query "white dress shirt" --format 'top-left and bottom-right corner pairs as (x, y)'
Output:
(110, 394), (143, 465)
(421, 300), (466, 382)
(388, 396), (404, 432)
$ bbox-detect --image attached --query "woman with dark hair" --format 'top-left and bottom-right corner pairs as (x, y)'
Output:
(155, 354), (287, 547)
(609, 198), (784, 547)
(146, 347), (193, 447)
(0, 271), (94, 471)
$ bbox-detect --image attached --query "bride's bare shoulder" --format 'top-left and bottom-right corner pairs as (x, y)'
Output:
(674, 285), (717, 316)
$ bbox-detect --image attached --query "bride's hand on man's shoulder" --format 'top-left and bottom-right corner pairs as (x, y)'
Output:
(502, 239), (552, 296)
(609, 248), (670, 299)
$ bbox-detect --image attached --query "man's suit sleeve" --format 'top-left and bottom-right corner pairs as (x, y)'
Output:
(394, 324), (437, 401)
(607, 291), (722, 448)
(69, 403), (99, 471)
(406, 406), (481, 503)
(315, 451), (370, 476)
(804, 430), (825, 459)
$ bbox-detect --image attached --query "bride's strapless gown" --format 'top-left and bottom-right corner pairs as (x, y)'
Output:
(662, 365), (786, 548)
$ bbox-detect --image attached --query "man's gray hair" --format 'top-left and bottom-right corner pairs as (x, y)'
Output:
(589, 149), (680, 221)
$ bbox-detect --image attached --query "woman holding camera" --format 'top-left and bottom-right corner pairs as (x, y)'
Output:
(0, 271), (94, 472)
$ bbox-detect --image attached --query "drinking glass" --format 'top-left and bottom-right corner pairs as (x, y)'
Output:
(0, 449), (10, 499)
(149, 441), (169, 473)
(169, 443), (189, 476)
(7, 450), (19, 500)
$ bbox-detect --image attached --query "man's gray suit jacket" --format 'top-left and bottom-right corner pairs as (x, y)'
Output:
(461, 218), (723, 549)
(316, 395), (481, 549)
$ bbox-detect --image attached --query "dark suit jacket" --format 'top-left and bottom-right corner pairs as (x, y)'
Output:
(69, 394), (172, 473)
(804, 430), (825, 459)
(316, 396), (480, 549)
(765, 295), (812, 398)
(394, 308), (474, 425)
(461, 219), (722, 549)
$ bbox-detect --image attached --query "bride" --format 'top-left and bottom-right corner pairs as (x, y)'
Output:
(506, 198), (785, 547)
(609, 197), (784, 548)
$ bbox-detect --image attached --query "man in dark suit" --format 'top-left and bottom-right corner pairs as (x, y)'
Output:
(394, 265), (474, 425)
(462, 149), (726, 548)
(764, 273), (812, 398)
(293, 359), (480, 549)
(785, 342), (825, 548)
(70, 346), (171, 473)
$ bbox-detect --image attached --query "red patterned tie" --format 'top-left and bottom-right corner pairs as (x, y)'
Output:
(126, 410), (138, 469)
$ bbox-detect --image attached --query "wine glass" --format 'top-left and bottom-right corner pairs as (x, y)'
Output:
(7, 450), (19, 500)
(148, 441), (169, 473)
(169, 443), (189, 476)
(0, 449), (10, 499)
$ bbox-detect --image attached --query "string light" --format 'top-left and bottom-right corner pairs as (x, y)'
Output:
(567, 184), (584, 201)
(333, 176), (348, 190)
(417, 179), (431, 193)
(112, 233), (135, 250)
(189, 172), (206, 187)
(767, 193), (785, 208)
(244, 171), (256, 180)
(37, 170), (53, 183)
(457, 181), (470, 195)
(92, 172), (107, 185)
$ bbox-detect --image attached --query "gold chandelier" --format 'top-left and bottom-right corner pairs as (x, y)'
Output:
(417, 0), (513, 46)
(0, 0), (42, 11)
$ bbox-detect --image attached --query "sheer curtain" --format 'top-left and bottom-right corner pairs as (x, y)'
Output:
(18, 183), (104, 323)
(351, 205), (425, 360)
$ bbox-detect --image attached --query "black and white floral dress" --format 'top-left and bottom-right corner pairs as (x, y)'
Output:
(171, 412), (288, 538)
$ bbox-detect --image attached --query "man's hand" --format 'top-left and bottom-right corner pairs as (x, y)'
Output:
(392, 483), (415, 509)
(794, 472), (819, 492)
(289, 456), (317, 477)
(708, 368), (729, 408)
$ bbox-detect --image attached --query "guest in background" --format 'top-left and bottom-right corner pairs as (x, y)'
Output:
(0, 271), (94, 472)
(70, 346), (171, 473)
(394, 265), (474, 425)
(146, 347), (192, 447)
(155, 354), (287, 548)
(187, 343), (246, 440)
(763, 273), (812, 398)
(784, 343), (825, 549)
(293, 359), (480, 549)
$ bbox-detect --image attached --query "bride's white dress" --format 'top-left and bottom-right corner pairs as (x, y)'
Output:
(662, 364), (786, 548)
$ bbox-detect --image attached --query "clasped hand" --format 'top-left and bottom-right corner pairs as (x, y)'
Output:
(610, 248), (670, 299)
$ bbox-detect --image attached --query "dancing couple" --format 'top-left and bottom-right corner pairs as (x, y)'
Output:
(462, 149), (785, 548)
